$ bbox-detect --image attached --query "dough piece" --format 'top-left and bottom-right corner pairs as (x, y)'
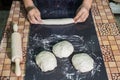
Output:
(41, 18), (74, 25)
(72, 53), (94, 73)
(36, 51), (57, 72)
(52, 41), (74, 58)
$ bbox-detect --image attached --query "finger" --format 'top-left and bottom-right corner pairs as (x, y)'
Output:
(74, 11), (82, 22)
(82, 13), (89, 22)
(77, 13), (85, 22)
(34, 9), (43, 24)
(35, 10), (42, 21)
(74, 12), (84, 23)
(30, 16), (39, 24)
(27, 8), (41, 24)
(34, 14), (42, 23)
(77, 13), (87, 22)
(76, 10), (89, 23)
(82, 12), (89, 22)
(27, 15), (33, 23)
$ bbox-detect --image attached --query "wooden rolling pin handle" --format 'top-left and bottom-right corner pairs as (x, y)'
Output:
(15, 58), (21, 76)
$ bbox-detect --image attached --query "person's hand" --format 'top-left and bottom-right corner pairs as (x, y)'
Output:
(26, 6), (42, 24)
(74, 5), (90, 23)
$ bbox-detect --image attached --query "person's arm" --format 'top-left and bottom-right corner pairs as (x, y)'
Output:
(23, 0), (34, 8)
(74, 0), (93, 23)
(23, 0), (42, 24)
(82, 0), (93, 11)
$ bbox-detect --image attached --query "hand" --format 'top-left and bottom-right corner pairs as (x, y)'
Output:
(74, 5), (89, 23)
(27, 6), (42, 24)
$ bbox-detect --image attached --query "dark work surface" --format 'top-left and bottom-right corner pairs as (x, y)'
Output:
(25, 13), (108, 80)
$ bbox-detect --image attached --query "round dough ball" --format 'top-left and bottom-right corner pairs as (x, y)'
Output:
(52, 41), (74, 58)
(72, 53), (94, 73)
(35, 51), (57, 72)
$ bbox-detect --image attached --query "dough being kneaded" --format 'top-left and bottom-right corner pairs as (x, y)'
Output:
(35, 51), (57, 72)
(72, 53), (94, 73)
(52, 41), (74, 58)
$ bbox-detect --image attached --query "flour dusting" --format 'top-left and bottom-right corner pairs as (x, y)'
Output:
(27, 34), (103, 80)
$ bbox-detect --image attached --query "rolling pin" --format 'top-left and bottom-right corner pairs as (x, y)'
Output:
(11, 23), (23, 76)
(41, 18), (74, 25)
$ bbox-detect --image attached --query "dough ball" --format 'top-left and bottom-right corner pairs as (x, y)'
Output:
(72, 53), (94, 73)
(52, 41), (74, 58)
(35, 51), (57, 72)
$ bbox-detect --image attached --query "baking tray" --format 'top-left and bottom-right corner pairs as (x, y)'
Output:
(25, 13), (108, 80)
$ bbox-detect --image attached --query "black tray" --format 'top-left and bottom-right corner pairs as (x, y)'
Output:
(25, 13), (108, 80)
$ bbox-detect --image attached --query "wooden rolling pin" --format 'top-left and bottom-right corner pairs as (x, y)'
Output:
(11, 23), (23, 76)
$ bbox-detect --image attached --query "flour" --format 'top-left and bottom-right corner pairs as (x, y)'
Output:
(27, 34), (103, 80)
(30, 34), (88, 52)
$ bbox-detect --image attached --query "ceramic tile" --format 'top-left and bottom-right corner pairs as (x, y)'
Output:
(116, 62), (120, 67)
(111, 73), (120, 80)
(110, 68), (119, 73)
(103, 40), (110, 45)
(107, 15), (114, 19)
(0, 65), (3, 71)
(10, 77), (18, 80)
(101, 45), (115, 62)
(0, 53), (5, 58)
(116, 40), (120, 44)
(115, 56), (120, 61)
(112, 50), (120, 56)
(109, 62), (117, 67)
(0, 76), (10, 80)
(102, 19), (109, 23)
(4, 58), (11, 65)
(3, 65), (11, 70)
(2, 70), (11, 76)
(111, 45), (119, 51)
(109, 41), (117, 45)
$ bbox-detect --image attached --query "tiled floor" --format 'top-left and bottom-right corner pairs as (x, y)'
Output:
(0, 0), (120, 80)
(109, 1), (120, 30)
(0, 11), (9, 42)
(114, 14), (120, 30)
(0, 0), (11, 42)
